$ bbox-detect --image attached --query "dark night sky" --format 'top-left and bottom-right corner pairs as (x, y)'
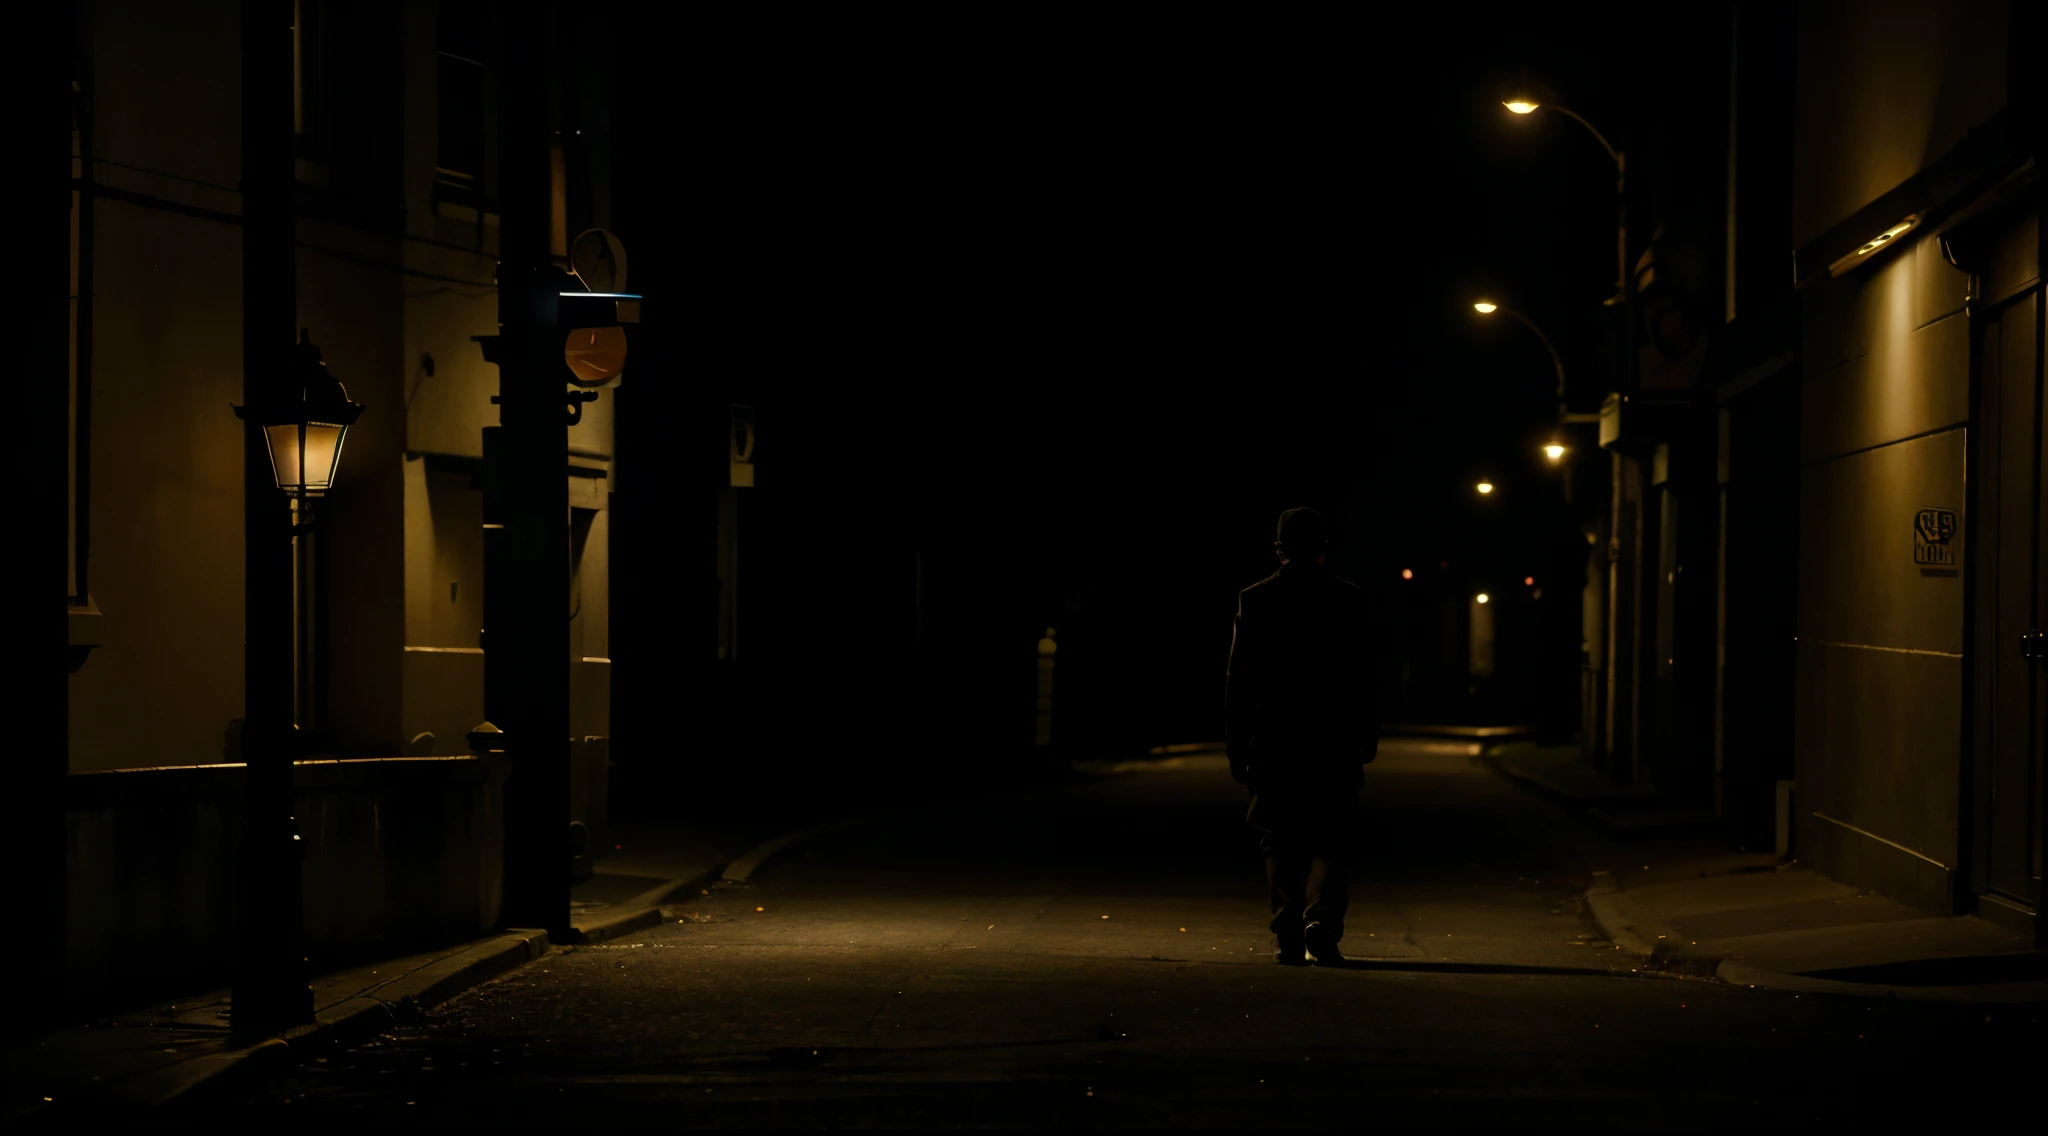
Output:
(611, 4), (1701, 747)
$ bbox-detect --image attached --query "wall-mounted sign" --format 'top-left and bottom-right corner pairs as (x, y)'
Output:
(730, 404), (756, 488)
(1912, 507), (1957, 567)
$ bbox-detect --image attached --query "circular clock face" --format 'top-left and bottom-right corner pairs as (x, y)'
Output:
(570, 228), (629, 294)
(564, 326), (628, 386)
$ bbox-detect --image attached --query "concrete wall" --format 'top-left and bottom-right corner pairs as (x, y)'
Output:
(1790, 0), (2007, 248)
(67, 1), (250, 774)
(402, 458), (487, 754)
(64, 755), (505, 1014)
(1789, 0), (2013, 915)
(1793, 218), (1973, 913)
(302, 219), (411, 755)
(69, 1), (420, 768)
(65, 0), (619, 1005)
(67, 0), (618, 999)
(72, 0), (611, 768)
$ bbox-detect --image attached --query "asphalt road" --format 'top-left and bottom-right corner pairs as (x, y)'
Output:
(216, 741), (2036, 1127)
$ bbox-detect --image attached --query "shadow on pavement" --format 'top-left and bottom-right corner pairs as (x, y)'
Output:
(1315, 959), (1624, 978)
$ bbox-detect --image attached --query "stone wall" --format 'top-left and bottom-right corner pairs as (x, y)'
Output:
(64, 755), (505, 1014)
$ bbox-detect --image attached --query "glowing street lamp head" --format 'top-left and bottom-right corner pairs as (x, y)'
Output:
(1401, 568), (1414, 580)
(1476, 593), (1491, 605)
(1476, 481), (1495, 495)
(1472, 300), (1498, 314)
(1543, 443), (1566, 461)
(1503, 99), (1539, 115)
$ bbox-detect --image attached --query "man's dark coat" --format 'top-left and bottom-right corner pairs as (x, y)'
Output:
(1225, 558), (1377, 789)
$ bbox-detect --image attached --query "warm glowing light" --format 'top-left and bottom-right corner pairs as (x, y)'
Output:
(1472, 301), (1498, 314)
(1524, 576), (1535, 586)
(564, 325), (628, 384)
(1503, 100), (1539, 114)
(1476, 482), (1495, 495)
(1853, 219), (1915, 258)
(1476, 593), (1491, 605)
(1543, 443), (1566, 461)
(1401, 568), (1414, 580)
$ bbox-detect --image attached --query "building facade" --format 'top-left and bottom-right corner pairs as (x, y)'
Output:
(1786, 0), (2038, 928)
(65, 0), (619, 1006)
(1588, 0), (2038, 938)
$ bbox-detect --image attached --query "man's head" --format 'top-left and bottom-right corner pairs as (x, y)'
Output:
(1274, 506), (1329, 564)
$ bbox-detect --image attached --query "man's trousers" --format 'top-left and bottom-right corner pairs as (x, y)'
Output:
(1246, 786), (1357, 944)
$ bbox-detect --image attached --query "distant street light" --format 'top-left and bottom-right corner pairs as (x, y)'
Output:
(1476, 593), (1491, 605)
(1544, 442), (1566, 462)
(1476, 481), (1495, 495)
(1401, 568), (1414, 580)
(1471, 301), (1566, 409)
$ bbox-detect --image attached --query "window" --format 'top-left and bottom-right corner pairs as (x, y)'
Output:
(436, 1), (489, 207)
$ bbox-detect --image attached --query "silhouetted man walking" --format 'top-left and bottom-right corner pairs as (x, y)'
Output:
(1226, 507), (1376, 966)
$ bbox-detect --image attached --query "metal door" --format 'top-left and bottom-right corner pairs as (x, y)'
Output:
(1967, 213), (2043, 933)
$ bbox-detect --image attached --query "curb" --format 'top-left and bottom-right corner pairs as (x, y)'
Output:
(1583, 870), (1718, 975)
(1484, 756), (1703, 835)
(565, 867), (727, 945)
(1584, 875), (2048, 1003)
(115, 928), (551, 1108)
(1713, 959), (2048, 1004)
(722, 810), (916, 884)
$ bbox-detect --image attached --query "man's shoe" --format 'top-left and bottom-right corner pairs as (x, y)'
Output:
(1303, 922), (1343, 966)
(1274, 938), (1310, 966)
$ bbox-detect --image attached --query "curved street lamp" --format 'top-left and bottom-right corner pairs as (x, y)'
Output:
(1471, 300), (1566, 407)
(1502, 96), (1626, 298)
(1473, 300), (1576, 488)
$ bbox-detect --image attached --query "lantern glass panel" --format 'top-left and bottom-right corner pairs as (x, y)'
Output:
(263, 421), (349, 495)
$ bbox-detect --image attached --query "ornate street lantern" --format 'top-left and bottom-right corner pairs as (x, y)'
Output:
(235, 329), (364, 502)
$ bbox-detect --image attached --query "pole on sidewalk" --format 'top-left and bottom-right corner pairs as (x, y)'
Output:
(495, 3), (573, 936)
(232, 0), (312, 1031)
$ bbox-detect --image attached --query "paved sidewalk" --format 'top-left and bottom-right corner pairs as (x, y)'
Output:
(203, 741), (2042, 1126)
(5, 821), (761, 1118)
(569, 821), (762, 943)
(1487, 743), (2048, 1002)
(1488, 743), (1720, 839)
(4, 929), (550, 1117)
(1586, 867), (2047, 1001)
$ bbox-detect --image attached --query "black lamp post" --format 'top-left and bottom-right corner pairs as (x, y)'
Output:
(1502, 96), (1626, 300)
(228, 329), (360, 1032)
(227, 0), (315, 1034)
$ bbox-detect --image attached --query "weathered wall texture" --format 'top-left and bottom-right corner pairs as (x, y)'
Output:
(64, 756), (505, 1014)
(1790, 0), (2004, 913)
(66, 0), (619, 1006)
(1791, 0), (2008, 248)
(71, 0), (612, 769)
(1796, 236), (1973, 913)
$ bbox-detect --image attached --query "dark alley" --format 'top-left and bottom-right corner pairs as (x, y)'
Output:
(225, 741), (2038, 1124)
(10, 0), (2043, 1128)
